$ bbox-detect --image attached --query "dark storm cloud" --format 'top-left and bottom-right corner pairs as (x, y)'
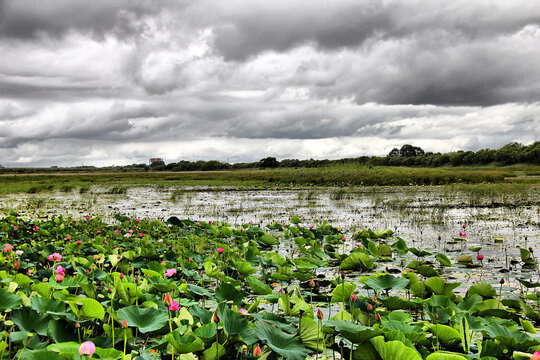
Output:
(210, 0), (540, 60)
(0, 0), (156, 39)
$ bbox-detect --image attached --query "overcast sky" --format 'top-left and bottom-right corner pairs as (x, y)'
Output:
(0, 0), (539, 167)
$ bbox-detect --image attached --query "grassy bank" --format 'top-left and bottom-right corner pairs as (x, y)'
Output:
(0, 165), (538, 195)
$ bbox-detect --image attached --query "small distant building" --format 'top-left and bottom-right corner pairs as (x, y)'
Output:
(149, 158), (165, 166)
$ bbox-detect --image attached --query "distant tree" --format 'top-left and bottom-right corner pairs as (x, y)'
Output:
(388, 148), (400, 157)
(399, 144), (425, 157)
(258, 157), (279, 168)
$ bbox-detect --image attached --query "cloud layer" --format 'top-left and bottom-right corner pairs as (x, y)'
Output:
(0, 0), (538, 166)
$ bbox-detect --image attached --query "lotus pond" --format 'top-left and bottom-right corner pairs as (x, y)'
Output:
(1, 210), (540, 360)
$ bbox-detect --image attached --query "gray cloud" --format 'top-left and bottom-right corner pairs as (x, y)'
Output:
(0, 0), (538, 166)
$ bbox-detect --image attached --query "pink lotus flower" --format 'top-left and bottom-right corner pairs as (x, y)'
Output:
(13, 226), (18, 230)
(477, 254), (484, 261)
(238, 308), (248, 315)
(56, 265), (66, 276)
(459, 231), (466, 238)
(97, 230), (101, 234)
(3, 244), (12, 252)
(66, 235), (71, 240)
(76, 240), (82, 245)
(341, 237), (346, 241)
(124, 233), (132, 238)
(531, 351), (540, 360)
(139, 233), (144, 237)
(196, 221), (200, 226)
(78, 341), (96, 357)
(169, 300), (180, 311)
(249, 220), (253, 224)
(85, 216), (90, 220)
(217, 247), (224, 254)
(114, 229), (119, 234)
(15, 250), (23, 255)
(158, 239), (163, 243)
(309, 224), (315, 229)
(55, 274), (64, 282)
(136, 218), (141, 223)
(48, 253), (62, 262)
(94, 255), (100, 260)
(122, 319), (128, 328)
(281, 222), (286, 226)
(164, 268), (177, 277)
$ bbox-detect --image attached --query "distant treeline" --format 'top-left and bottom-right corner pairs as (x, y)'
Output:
(1, 142), (538, 174)
(145, 141), (539, 171)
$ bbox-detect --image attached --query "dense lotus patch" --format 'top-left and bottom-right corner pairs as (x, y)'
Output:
(0, 214), (538, 359)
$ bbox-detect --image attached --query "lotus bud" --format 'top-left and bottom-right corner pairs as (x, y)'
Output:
(500, 278), (505, 285)
(213, 314), (220, 323)
(78, 341), (96, 357)
(316, 309), (324, 320)
(119, 273), (124, 279)
(122, 320), (128, 328)
(476, 254), (484, 261)
(253, 345), (263, 358)
(107, 286), (112, 293)
(351, 294), (358, 303)
(375, 313), (381, 321)
(340, 272), (345, 280)
(164, 293), (172, 306)
(367, 304), (373, 311)
(309, 279), (315, 288)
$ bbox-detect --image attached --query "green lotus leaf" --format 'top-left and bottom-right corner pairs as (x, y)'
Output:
(0, 287), (22, 311)
(326, 319), (382, 343)
(370, 336), (422, 360)
(330, 281), (356, 303)
(392, 237), (409, 255)
(117, 306), (168, 333)
(482, 323), (540, 351)
(429, 324), (461, 349)
(258, 234), (279, 247)
(467, 282), (496, 298)
(215, 282), (245, 305)
(254, 321), (309, 360)
(340, 252), (374, 271)
(193, 323), (217, 341)
(436, 254), (452, 267)
(30, 296), (67, 316)
(217, 303), (258, 345)
(253, 312), (296, 334)
(47, 320), (77, 343)
(166, 332), (205, 354)
(456, 294), (483, 313)
(364, 274), (409, 292)
(233, 261), (256, 275)
(14, 349), (62, 360)
(11, 308), (49, 336)
(426, 351), (469, 360)
(299, 316), (325, 350)
(202, 342), (226, 360)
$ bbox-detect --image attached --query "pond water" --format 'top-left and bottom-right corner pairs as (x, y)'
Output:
(1, 185), (539, 297)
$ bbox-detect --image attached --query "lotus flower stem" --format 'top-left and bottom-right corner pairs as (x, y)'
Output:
(123, 332), (127, 360)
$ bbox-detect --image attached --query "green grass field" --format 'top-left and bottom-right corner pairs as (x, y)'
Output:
(0, 164), (538, 195)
